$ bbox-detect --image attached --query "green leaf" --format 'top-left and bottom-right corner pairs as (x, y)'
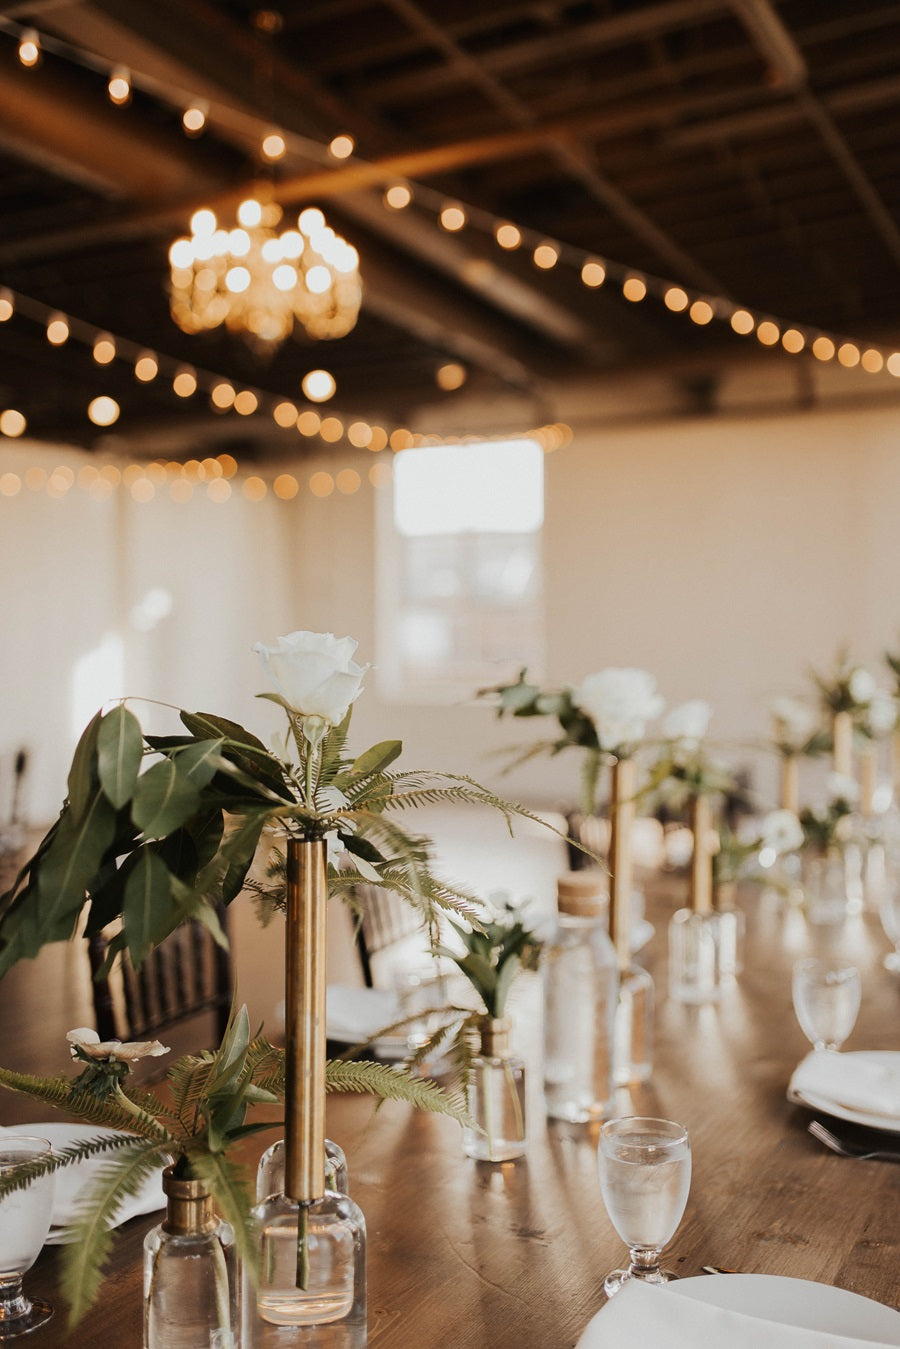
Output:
(67, 710), (103, 817)
(350, 740), (403, 778)
(181, 710), (269, 753)
(173, 737), (225, 790)
(96, 706), (144, 809)
(37, 790), (117, 930)
(132, 759), (201, 838)
(122, 849), (174, 965)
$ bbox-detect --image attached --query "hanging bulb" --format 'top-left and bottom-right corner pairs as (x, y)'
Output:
(17, 29), (40, 67)
(107, 67), (132, 105)
(182, 103), (208, 136)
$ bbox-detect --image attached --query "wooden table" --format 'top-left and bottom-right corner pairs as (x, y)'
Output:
(1, 879), (899, 1346)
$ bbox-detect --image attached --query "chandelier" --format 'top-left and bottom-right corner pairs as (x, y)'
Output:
(168, 199), (361, 346)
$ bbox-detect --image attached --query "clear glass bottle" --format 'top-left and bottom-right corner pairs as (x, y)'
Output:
(802, 847), (848, 924)
(241, 1191), (366, 1343)
(607, 756), (654, 1086)
(256, 1138), (349, 1202)
(712, 881), (744, 978)
(463, 1017), (526, 1162)
(143, 1163), (238, 1349)
(543, 871), (618, 1122)
(613, 964), (654, 1085)
(668, 795), (723, 1004)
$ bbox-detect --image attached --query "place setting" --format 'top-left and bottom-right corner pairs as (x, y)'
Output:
(576, 1114), (900, 1347)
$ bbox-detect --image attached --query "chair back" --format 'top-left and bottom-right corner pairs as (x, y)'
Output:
(353, 884), (428, 988)
(87, 907), (232, 1052)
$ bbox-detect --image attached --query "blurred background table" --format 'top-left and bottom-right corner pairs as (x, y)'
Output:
(0, 875), (898, 1347)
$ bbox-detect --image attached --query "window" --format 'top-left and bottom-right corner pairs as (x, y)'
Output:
(378, 438), (545, 701)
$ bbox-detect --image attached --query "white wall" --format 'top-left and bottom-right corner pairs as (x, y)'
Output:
(2, 398), (899, 825)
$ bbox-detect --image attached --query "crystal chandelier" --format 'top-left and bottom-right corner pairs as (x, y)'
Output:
(168, 199), (361, 346)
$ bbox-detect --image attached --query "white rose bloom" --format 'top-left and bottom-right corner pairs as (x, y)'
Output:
(253, 630), (368, 724)
(827, 772), (860, 805)
(771, 695), (815, 743)
(848, 666), (876, 705)
(67, 1027), (169, 1062)
(573, 668), (664, 753)
(759, 809), (804, 855)
(663, 700), (711, 746)
(868, 688), (898, 736)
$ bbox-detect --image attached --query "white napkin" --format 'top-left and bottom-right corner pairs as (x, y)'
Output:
(325, 985), (399, 1041)
(790, 1051), (900, 1118)
(576, 1280), (898, 1348)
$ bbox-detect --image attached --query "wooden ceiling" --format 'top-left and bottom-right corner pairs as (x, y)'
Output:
(0, 0), (899, 458)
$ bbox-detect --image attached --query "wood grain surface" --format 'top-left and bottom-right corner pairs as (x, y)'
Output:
(1, 877), (898, 1346)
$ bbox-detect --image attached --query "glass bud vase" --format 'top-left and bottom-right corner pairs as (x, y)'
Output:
(256, 1138), (349, 1202)
(143, 1164), (238, 1349)
(544, 871), (618, 1122)
(241, 1190), (366, 1345)
(613, 964), (654, 1086)
(463, 1017), (527, 1162)
(668, 908), (723, 1003)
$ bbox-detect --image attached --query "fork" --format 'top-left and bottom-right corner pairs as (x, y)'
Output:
(808, 1120), (900, 1163)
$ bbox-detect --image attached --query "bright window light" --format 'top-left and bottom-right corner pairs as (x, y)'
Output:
(70, 633), (124, 737)
(393, 440), (544, 537)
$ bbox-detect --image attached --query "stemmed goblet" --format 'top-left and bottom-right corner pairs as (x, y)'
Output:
(598, 1116), (691, 1298)
(792, 958), (861, 1052)
(879, 884), (900, 973)
(0, 1136), (55, 1339)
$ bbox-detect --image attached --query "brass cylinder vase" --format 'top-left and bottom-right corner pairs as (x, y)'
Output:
(689, 795), (714, 915)
(284, 837), (328, 1204)
(608, 756), (636, 972)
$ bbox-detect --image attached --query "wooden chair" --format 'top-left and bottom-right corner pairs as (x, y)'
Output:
(87, 907), (232, 1054)
(352, 884), (429, 988)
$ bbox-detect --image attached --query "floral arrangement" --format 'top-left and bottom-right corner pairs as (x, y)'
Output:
(437, 905), (542, 1023)
(0, 1006), (464, 1325)
(811, 652), (877, 718)
(713, 809), (805, 887)
(0, 630), (547, 974)
(483, 666), (665, 812)
(798, 773), (859, 850)
(770, 694), (825, 757)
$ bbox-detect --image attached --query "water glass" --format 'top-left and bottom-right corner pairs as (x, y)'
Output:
(598, 1116), (691, 1298)
(0, 1136), (55, 1339)
(792, 958), (861, 1052)
(879, 883), (900, 972)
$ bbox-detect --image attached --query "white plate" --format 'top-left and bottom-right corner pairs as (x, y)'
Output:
(0, 1123), (165, 1242)
(675, 1274), (900, 1342)
(787, 1051), (900, 1134)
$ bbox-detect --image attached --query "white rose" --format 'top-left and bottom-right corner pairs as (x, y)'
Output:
(573, 668), (664, 753)
(771, 695), (815, 743)
(827, 772), (860, 805)
(759, 809), (804, 855)
(663, 700), (711, 746)
(253, 630), (368, 724)
(848, 667), (875, 705)
(868, 689), (898, 737)
(67, 1027), (169, 1062)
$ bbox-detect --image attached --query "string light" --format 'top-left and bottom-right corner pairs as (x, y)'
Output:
(581, 260), (605, 287)
(172, 366), (197, 397)
(107, 67), (131, 105)
(46, 313), (69, 345)
(495, 222), (522, 250)
(0, 409), (26, 437)
(134, 351), (158, 382)
(93, 334), (116, 364)
(182, 103), (207, 136)
(301, 369), (336, 403)
(0, 290), (13, 322)
(329, 134), (354, 160)
(435, 362), (466, 391)
(440, 204), (466, 232)
(87, 396), (120, 427)
(384, 184), (412, 210)
(623, 276), (647, 302)
(261, 131), (286, 161)
(533, 243), (559, 270)
(17, 29), (39, 66)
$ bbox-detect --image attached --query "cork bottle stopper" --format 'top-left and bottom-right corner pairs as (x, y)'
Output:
(557, 870), (608, 918)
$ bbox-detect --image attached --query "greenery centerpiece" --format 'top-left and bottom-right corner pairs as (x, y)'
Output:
(0, 628), (557, 1325)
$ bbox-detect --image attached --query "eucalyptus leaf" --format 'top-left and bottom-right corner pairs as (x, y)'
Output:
(122, 849), (175, 965)
(350, 739), (402, 777)
(67, 710), (102, 818)
(172, 737), (225, 790)
(132, 760), (201, 838)
(96, 705), (144, 810)
(36, 791), (117, 929)
(180, 710), (269, 753)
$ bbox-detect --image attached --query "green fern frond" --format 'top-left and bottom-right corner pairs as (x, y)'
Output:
(401, 1013), (465, 1077)
(187, 1150), (258, 1281)
(0, 1132), (153, 1203)
(323, 1058), (470, 1123)
(166, 1053), (216, 1125)
(0, 1069), (172, 1142)
(60, 1142), (171, 1325)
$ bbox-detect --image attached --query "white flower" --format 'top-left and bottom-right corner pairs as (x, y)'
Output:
(848, 666), (875, 705)
(771, 695), (815, 744)
(827, 773), (860, 805)
(759, 809), (804, 855)
(867, 688), (898, 737)
(67, 1027), (169, 1063)
(253, 631), (368, 725)
(662, 700), (711, 746)
(573, 668), (664, 754)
